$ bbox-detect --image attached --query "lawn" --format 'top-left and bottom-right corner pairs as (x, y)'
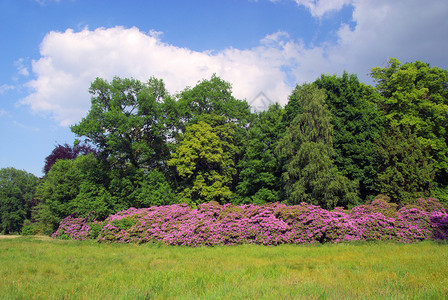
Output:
(0, 237), (447, 299)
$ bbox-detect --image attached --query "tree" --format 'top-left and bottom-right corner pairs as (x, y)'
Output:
(43, 142), (96, 175)
(176, 74), (253, 130)
(71, 76), (172, 172)
(129, 170), (178, 208)
(313, 72), (386, 199)
(0, 168), (39, 234)
(276, 84), (359, 209)
(168, 114), (238, 204)
(376, 125), (435, 205)
(371, 58), (448, 188)
(35, 154), (112, 231)
(236, 103), (285, 204)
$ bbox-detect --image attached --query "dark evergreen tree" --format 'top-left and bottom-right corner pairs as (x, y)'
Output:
(313, 72), (386, 199)
(277, 84), (359, 209)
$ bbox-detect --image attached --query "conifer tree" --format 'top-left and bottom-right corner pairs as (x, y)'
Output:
(277, 84), (359, 209)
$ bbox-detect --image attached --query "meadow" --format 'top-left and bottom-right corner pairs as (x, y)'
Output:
(1, 237), (447, 299)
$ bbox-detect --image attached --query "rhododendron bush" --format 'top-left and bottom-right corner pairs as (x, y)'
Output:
(52, 198), (448, 245)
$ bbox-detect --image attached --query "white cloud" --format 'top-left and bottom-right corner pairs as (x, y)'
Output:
(295, 0), (353, 17)
(21, 0), (448, 126)
(289, 0), (448, 81)
(0, 84), (14, 94)
(0, 109), (8, 117)
(21, 26), (293, 126)
(14, 58), (29, 77)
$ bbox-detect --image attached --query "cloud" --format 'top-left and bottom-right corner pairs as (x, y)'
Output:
(21, 26), (293, 126)
(21, 0), (448, 127)
(14, 58), (29, 77)
(0, 84), (14, 95)
(289, 0), (448, 81)
(295, 0), (353, 17)
(0, 109), (8, 117)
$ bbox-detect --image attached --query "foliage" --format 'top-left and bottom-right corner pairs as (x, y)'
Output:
(43, 142), (96, 175)
(168, 114), (239, 204)
(35, 154), (112, 231)
(277, 83), (359, 209)
(71, 76), (172, 172)
(54, 198), (447, 245)
(236, 103), (285, 204)
(16, 63), (448, 236)
(376, 125), (435, 205)
(0, 167), (39, 234)
(129, 169), (178, 208)
(371, 58), (448, 186)
(313, 72), (386, 199)
(176, 74), (253, 130)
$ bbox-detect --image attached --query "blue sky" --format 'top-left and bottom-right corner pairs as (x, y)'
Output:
(1, 0), (447, 177)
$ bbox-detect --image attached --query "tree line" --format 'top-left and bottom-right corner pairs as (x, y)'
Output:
(1, 58), (447, 235)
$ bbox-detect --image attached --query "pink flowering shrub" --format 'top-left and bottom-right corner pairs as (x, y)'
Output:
(52, 212), (102, 240)
(52, 198), (448, 245)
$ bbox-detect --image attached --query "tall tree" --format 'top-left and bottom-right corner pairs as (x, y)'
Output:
(313, 72), (386, 199)
(236, 103), (285, 204)
(176, 74), (253, 129)
(0, 168), (39, 234)
(71, 76), (171, 172)
(277, 84), (359, 209)
(371, 58), (448, 191)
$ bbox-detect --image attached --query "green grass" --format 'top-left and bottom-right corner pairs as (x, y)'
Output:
(1, 237), (447, 299)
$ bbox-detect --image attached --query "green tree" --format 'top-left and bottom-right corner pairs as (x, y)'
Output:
(168, 114), (238, 204)
(376, 125), (435, 205)
(130, 170), (178, 207)
(313, 72), (386, 199)
(236, 103), (285, 204)
(277, 84), (359, 209)
(0, 168), (39, 234)
(71, 76), (172, 172)
(107, 167), (177, 209)
(35, 154), (112, 231)
(371, 58), (448, 188)
(176, 74), (253, 129)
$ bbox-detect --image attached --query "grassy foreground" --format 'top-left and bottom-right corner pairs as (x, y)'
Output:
(0, 237), (447, 299)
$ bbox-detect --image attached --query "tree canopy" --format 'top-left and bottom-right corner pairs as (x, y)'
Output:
(0, 168), (39, 234)
(371, 59), (448, 182)
(71, 76), (172, 172)
(277, 84), (359, 209)
(313, 72), (385, 199)
(168, 114), (238, 204)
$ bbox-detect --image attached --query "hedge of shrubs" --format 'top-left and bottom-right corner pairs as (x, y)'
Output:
(52, 198), (448, 245)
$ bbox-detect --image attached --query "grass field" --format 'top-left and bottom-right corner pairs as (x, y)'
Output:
(0, 237), (447, 299)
